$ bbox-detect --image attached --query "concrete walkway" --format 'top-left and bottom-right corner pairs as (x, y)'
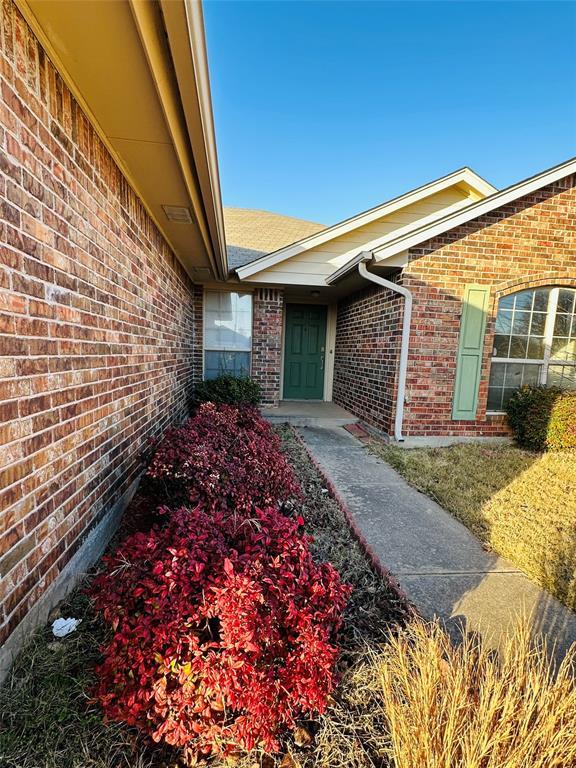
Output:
(262, 401), (358, 427)
(299, 425), (576, 660)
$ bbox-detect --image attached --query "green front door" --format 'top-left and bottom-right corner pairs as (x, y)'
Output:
(283, 304), (327, 400)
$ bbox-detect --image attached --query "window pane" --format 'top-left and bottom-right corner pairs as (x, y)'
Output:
(487, 387), (503, 411)
(558, 288), (576, 313)
(533, 289), (550, 311)
(488, 362), (506, 386)
(522, 365), (541, 385)
(509, 336), (528, 358)
(514, 291), (534, 311)
(527, 337), (544, 359)
(493, 334), (510, 357)
(551, 338), (576, 362)
(204, 351), (251, 380)
(499, 294), (515, 310)
(204, 291), (252, 351)
(529, 312), (546, 335)
(502, 388), (518, 408)
(512, 311), (530, 336)
(495, 310), (512, 335)
(504, 363), (526, 388)
(547, 365), (576, 390)
(554, 313), (571, 337)
(487, 362), (505, 411)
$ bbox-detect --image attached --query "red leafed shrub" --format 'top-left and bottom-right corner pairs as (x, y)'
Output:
(145, 403), (301, 513)
(90, 505), (350, 758)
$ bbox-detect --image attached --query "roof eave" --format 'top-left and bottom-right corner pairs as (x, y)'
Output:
(141, 0), (228, 280)
(16, 0), (227, 281)
(325, 252), (369, 285)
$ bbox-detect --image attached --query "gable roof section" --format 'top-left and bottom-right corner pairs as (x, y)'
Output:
(326, 156), (576, 284)
(236, 167), (497, 279)
(371, 157), (576, 262)
(224, 208), (326, 270)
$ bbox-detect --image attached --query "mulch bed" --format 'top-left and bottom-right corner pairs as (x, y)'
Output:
(0, 426), (409, 768)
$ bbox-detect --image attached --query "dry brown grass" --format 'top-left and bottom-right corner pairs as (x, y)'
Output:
(368, 442), (576, 610)
(373, 617), (576, 768)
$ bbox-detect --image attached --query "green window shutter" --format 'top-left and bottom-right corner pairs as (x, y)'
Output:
(452, 284), (490, 420)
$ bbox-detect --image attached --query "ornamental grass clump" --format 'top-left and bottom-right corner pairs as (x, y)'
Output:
(146, 403), (301, 514)
(90, 505), (350, 762)
(375, 618), (576, 768)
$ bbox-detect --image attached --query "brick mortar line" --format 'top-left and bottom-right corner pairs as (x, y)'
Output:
(1, 395), (186, 511)
(0, 79), (168, 248)
(0, 390), (175, 457)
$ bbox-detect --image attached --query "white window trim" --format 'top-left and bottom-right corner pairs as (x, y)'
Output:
(487, 287), (576, 415)
(203, 289), (253, 381)
(540, 287), (560, 385)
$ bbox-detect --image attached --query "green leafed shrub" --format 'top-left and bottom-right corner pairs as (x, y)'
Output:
(193, 374), (261, 406)
(506, 384), (576, 451)
(505, 385), (560, 451)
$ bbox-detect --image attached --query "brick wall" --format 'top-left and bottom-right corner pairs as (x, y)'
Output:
(402, 176), (576, 436)
(332, 177), (576, 438)
(191, 284), (203, 386)
(252, 287), (283, 406)
(333, 282), (403, 433)
(0, 1), (198, 654)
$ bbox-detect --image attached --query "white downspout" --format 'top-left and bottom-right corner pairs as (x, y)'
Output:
(357, 252), (412, 443)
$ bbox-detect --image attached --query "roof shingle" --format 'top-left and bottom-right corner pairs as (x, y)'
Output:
(223, 207), (325, 270)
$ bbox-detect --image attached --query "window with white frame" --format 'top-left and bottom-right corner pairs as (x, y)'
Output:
(203, 291), (252, 380)
(487, 286), (576, 412)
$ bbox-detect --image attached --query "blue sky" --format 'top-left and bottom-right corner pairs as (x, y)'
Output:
(204, 1), (576, 225)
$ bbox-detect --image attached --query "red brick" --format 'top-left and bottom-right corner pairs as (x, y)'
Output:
(252, 287), (283, 406)
(0, 0), (199, 649)
(334, 178), (576, 437)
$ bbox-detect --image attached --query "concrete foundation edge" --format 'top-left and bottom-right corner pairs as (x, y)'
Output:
(360, 422), (512, 449)
(0, 476), (140, 684)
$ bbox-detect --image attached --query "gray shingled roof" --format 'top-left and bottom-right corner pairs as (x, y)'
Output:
(223, 207), (326, 271)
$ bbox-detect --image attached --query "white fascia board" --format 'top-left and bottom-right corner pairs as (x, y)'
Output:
(247, 273), (327, 287)
(324, 249), (408, 285)
(325, 252), (370, 284)
(372, 157), (576, 263)
(236, 167), (496, 280)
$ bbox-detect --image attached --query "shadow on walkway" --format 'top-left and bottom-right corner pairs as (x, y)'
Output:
(299, 425), (576, 662)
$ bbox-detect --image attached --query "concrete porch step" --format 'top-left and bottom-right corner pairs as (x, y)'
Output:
(261, 401), (359, 428)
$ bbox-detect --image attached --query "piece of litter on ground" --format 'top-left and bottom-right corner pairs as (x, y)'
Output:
(321, 488), (328, 495)
(52, 617), (81, 637)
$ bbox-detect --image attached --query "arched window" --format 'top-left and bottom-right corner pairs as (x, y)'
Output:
(487, 286), (576, 412)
